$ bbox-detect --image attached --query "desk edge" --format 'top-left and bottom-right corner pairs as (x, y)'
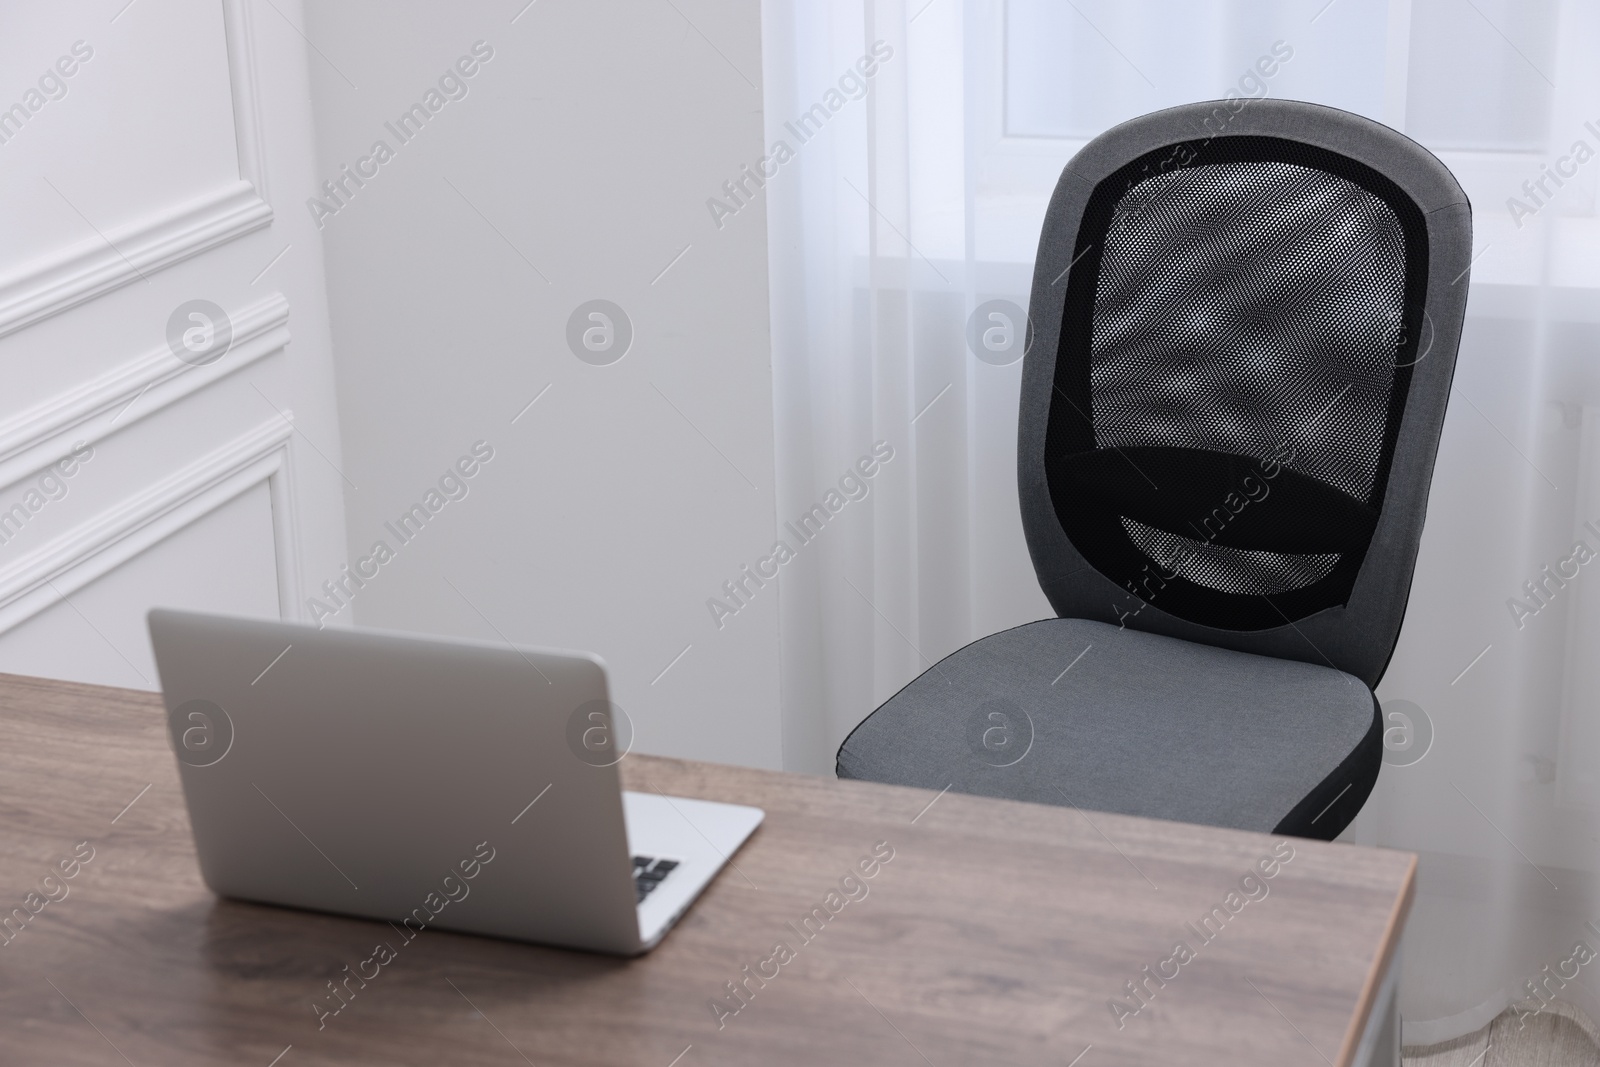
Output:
(1334, 850), (1418, 1067)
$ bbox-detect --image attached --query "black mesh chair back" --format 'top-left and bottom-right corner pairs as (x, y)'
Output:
(1019, 100), (1472, 687)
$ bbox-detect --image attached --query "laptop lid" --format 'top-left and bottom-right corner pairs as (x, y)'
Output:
(147, 609), (645, 955)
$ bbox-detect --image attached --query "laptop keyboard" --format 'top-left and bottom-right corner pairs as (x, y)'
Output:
(633, 855), (679, 904)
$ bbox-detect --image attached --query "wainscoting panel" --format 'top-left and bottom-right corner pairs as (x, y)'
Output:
(0, 0), (344, 689)
(0, 479), (282, 688)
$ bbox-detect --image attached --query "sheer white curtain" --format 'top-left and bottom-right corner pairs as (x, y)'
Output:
(763, 0), (1600, 1042)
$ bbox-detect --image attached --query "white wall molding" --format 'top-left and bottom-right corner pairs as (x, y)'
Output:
(0, 417), (299, 635)
(0, 1), (342, 688)
(0, 293), (289, 491)
(223, 0), (270, 201)
(0, 180), (272, 339)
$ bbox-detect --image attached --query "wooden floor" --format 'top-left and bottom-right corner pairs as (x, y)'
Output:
(1405, 1003), (1600, 1067)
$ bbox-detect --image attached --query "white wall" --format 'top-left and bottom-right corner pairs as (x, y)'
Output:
(303, 1), (783, 768)
(0, 0), (348, 688)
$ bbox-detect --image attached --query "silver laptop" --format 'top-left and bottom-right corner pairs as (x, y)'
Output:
(147, 608), (763, 955)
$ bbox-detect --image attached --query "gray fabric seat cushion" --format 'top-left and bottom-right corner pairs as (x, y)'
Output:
(836, 618), (1380, 835)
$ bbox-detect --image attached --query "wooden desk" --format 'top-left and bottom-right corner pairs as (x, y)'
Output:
(0, 672), (1412, 1066)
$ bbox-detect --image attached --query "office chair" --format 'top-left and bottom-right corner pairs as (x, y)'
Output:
(837, 100), (1472, 840)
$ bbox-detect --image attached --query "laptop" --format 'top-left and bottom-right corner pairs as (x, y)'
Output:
(146, 608), (763, 955)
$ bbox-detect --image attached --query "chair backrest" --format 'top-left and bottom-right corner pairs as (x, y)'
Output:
(1017, 99), (1472, 687)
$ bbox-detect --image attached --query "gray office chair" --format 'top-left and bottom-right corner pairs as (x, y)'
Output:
(837, 99), (1472, 840)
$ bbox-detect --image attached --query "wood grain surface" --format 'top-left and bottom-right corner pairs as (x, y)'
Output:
(0, 671), (1413, 1066)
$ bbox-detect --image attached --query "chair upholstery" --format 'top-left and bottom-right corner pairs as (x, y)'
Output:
(837, 619), (1380, 836)
(837, 99), (1471, 839)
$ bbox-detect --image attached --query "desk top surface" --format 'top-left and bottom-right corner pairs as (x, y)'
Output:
(0, 672), (1412, 1067)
